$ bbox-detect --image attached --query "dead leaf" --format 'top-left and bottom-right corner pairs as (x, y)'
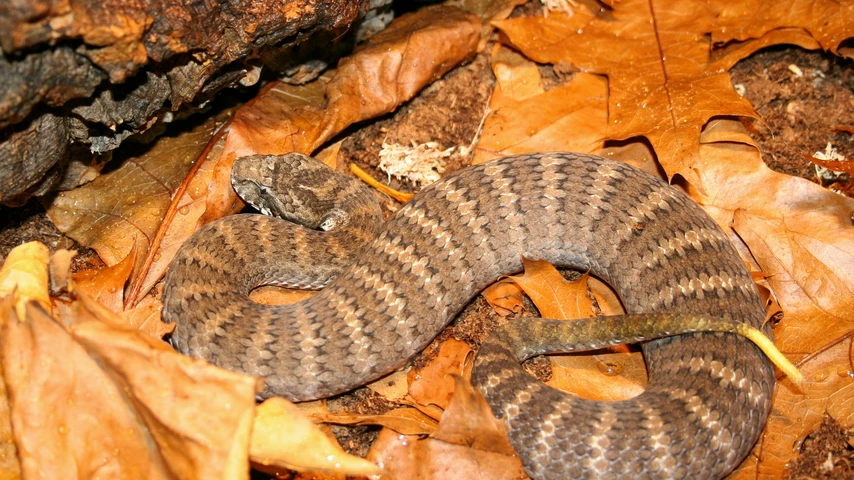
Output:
(0, 242), (50, 319)
(0, 357), (20, 479)
(588, 276), (625, 317)
(312, 407), (438, 436)
(46, 116), (221, 302)
(0, 243), (259, 479)
(0, 297), (257, 479)
(501, 259), (647, 401)
(48, 248), (76, 298)
(691, 119), (854, 355)
(72, 245), (135, 312)
(249, 398), (383, 476)
(596, 139), (664, 179)
(508, 258), (594, 319)
(473, 50), (608, 164)
(121, 293), (172, 337)
(809, 155), (854, 175)
(367, 427), (527, 480)
(367, 369), (411, 403)
(430, 375), (517, 456)
(490, 0), (854, 185)
(481, 280), (525, 316)
(203, 5), (481, 223)
(408, 338), (474, 410)
(364, 376), (526, 480)
(729, 335), (854, 479)
(709, 2), (854, 56)
(123, 118), (234, 308)
(674, 118), (854, 474)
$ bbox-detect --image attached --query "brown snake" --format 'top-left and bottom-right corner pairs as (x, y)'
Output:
(162, 152), (774, 479)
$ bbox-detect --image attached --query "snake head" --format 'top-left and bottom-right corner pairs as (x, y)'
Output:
(231, 153), (372, 231)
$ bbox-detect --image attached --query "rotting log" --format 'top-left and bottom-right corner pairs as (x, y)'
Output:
(0, 0), (389, 203)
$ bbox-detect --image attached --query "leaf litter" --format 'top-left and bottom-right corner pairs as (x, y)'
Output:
(1, 0), (854, 478)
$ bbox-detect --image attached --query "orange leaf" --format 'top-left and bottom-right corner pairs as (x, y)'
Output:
(202, 5), (480, 224)
(72, 244), (136, 312)
(508, 258), (593, 320)
(0, 297), (258, 479)
(491, 0), (854, 185)
(408, 338), (473, 411)
(502, 259), (648, 401)
(46, 116), (222, 304)
(481, 280), (525, 316)
(365, 376), (526, 480)
(473, 49), (608, 164)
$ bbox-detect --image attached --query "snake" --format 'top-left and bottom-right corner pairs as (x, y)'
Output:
(162, 151), (775, 479)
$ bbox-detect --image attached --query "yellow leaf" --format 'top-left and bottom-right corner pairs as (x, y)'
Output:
(249, 397), (383, 476)
(0, 241), (50, 319)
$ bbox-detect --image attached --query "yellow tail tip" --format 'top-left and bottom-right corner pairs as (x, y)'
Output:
(741, 324), (803, 386)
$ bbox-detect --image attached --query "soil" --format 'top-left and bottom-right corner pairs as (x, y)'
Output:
(786, 413), (854, 479)
(1, 6), (852, 480)
(730, 46), (854, 196)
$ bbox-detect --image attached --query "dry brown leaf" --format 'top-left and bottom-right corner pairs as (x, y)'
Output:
(121, 293), (172, 337)
(588, 277), (625, 317)
(491, 0), (854, 185)
(473, 51), (608, 164)
(408, 338), (474, 410)
(0, 297), (259, 479)
(312, 407), (438, 436)
(46, 116), (221, 299)
(0, 243), (259, 479)
(202, 5), (481, 223)
(508, 258), (593, 319)
(124, 122), (233, 307)
(709, 2), (853, 56)
(249, 398), (382, 476)
(810, 155), (854, 175)
(366, 428), (527, 480)
(366, 369), (410, 403)
(691, 119), (854, 353)
(47, 249), (76, 298)
(481, 279), (525, 316)
(2, 299), (166, 479)
(502, 259), (647, 401)
(675, 118), (854, 475)
(0, 350), (20, 480)
(73, 298), (258, 478)
(365, 376), (526, 480)
(596, 140), (664, 180)
(729, 336), (854, 479)
(72, 245), (135, 312)
(430, 375), (517, 456)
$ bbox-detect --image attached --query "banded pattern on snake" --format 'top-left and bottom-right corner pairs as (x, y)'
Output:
(162, 152), (774, 479)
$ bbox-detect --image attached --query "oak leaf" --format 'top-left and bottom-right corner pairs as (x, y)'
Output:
(491, 0), (854, 186)
(202, 5), (481, 224)
(407, 338), (474, 410)
(365, 376), (526, 480)
(473, 48), (608, 164)
(499, 259), (647, 401)
(46, 116), (222, 304)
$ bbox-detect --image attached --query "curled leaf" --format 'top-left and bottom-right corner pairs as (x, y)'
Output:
(249, 397), (383, 476)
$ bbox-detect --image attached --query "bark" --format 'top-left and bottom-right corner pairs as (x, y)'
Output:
(0, 0), (382, 203)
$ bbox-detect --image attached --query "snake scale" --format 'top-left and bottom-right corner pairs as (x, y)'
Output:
(162, 152), (774, 479)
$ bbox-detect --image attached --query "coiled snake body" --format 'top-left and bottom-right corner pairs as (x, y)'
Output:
(163, 152), (774, 479)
